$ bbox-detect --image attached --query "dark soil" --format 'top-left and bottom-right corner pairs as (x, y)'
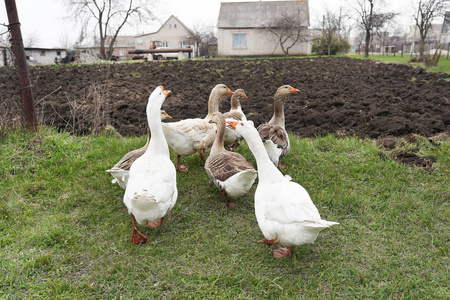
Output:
(2, 57), (450, 139)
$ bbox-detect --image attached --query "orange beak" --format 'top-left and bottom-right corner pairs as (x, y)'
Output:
(227, 88), (234, 95)
(165, 112), (172, 119)
(163, 90), (171, 97)
(226, 120), (239, 130)
(244, 94), (248, 99)
(290, 87), (300, 94)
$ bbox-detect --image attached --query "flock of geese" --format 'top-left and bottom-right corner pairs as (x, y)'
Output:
(106, 84), (339, 258)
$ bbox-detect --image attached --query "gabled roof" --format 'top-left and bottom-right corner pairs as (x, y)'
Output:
(218, 1), (309, 29)
(136, 15), (195, 38)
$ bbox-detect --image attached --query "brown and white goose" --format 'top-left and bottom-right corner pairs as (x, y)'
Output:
(257, 85), (300, 168)
(223, 89), (248, 152)
(205, 112), (257, 207)
(106, 111), (171, 189)
(162, 84), (233, 172)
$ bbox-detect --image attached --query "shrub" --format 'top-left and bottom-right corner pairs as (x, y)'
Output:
(312, 35), (351, 56)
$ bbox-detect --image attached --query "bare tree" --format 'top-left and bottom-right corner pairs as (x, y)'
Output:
(24, 34), (40, 48)
(59, 32), (72, 49)
(191, 23), (217, 57)
(373, 15), (398, 55)
(319, 9), (345, 56)
(354, 0), (397, 57)
(414, 0), (450, 60)
(263, 10), (309, 55)
(65, 0), (157, 60)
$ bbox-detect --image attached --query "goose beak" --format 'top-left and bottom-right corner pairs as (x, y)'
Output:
(165, 112), (172, 119)
(290, 87), (300, 94)
(163, 90), (171, 97)
(227, 88), (234, 95)
(244, 94), (248, 99)
(226, 120), (239, 130)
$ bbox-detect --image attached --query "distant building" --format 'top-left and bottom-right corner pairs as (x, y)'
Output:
(217, 1), (311, 57)
(0, 42), (13, 67)
(134, 15), (196, 56)
(25, 47), (67, 65)
(106, 36), (136, 60)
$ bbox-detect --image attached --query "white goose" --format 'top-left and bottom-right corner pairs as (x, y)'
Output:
(205, 112), (257, 207)
(227, 120), (339, 258)
(106, 111), (171, 189)
(123, 86), (178, 245)
(223, 89), (248, 152)
(257, 85), (300, 168)
(162, 84), (234, 172)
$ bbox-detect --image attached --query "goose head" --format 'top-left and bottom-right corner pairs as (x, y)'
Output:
(275, 85), (300, 102)
(160, 110), (172, 120)
(226, 120), (256, 137)
(208, 111), (225, 126)
(149, 86), (171, 107)
(231, 89), (248, 109)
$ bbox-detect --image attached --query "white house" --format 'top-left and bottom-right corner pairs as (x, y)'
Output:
(134, 15), (196, 56)
(217, 1), (311, 57)
(25, 47), (67, 65)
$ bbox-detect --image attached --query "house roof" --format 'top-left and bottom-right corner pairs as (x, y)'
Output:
(217, 1), (309, 29)
(136, 15), (195, 38)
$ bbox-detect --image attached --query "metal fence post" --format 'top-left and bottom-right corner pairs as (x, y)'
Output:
(5, 0), (37, 132)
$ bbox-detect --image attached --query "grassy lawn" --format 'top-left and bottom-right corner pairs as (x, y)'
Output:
(1, 127), (449, 298)
(350, 53), (450, 75)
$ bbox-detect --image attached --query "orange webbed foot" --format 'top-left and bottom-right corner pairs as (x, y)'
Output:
(258, 238), (278, 246)
(278, 163), (287, 169)
(177, 165), (189, 172)
(273, 246), (294, 258)
(223, 202), (236, 208)
(147, 218), (164, 228)
(131, 228), (148, 245)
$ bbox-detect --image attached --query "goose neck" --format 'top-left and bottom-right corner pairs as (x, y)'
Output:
(244, 131), (284, 182)
(210, 120), (225, 154)
(270, 96), (286, 127)
(206, 93), (223, 119)
(146, 102), (169, 156)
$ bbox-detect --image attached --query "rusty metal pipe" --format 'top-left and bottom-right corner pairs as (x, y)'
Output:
(5, 0), (37, 132)
(128, 48), (193, 54)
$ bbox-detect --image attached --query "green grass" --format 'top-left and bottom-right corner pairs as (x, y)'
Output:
(351, 54), (450, 75)
(1, 127), (449, 298)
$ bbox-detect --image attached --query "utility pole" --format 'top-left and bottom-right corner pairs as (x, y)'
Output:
(4, 0), (37, 132)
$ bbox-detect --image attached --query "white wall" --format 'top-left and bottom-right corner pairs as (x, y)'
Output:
(218, 28), (311, 57)
(26, 49), (67, 65)
(135, 16), (196, 55)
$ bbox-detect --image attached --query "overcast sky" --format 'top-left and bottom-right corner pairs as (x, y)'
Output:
(0, 0), (418, 48)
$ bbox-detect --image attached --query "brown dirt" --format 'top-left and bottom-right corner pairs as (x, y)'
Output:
(1, 57), (450, 139)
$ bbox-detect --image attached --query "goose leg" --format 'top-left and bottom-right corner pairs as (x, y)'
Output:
(147, 217), (164, 228)
(199, 150), (207, 164)
(231, 138), (239, 152)
(176, 155), (189, 172)
(278, 162), (287, 169)
(258, 238), (278, 246)
(130, 213), (148, 245)
(221, 190), (236, 208)
(273, 246), (294, 258)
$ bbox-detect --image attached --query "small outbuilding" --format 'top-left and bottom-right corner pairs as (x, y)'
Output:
(217, 0), (311, 57)
(24, 47), (67, 65)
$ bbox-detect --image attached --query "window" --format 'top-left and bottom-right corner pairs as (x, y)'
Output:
(174, 24), (177, 29)
(56, 51), (61, 56)
(40, 51), (46, 56)
(169, 24), (172, 28)
(232, 33), (247, 49)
